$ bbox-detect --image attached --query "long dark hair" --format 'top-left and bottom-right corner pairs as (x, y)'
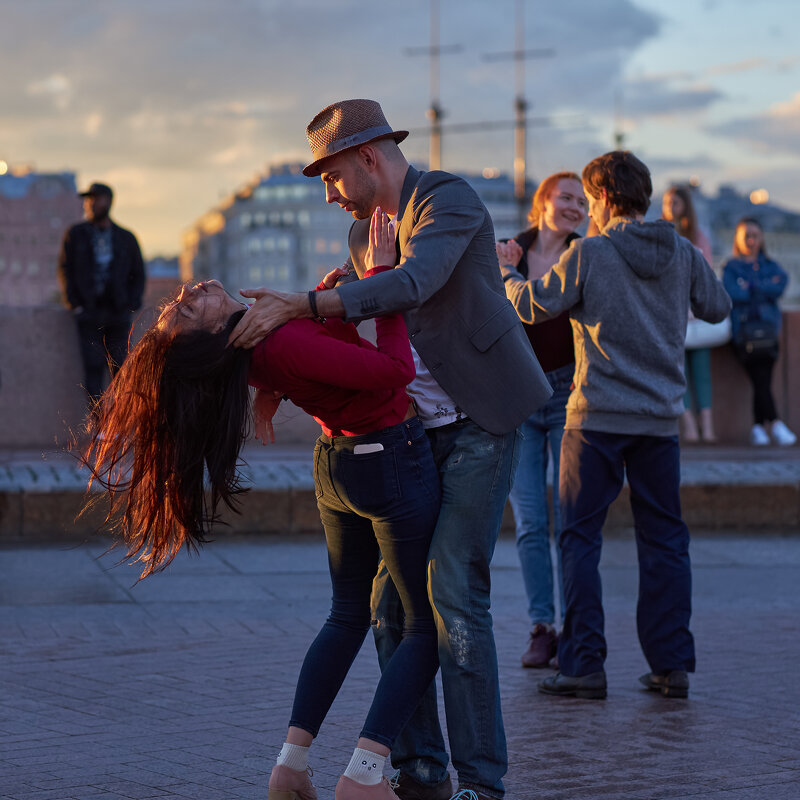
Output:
(82, 308), (251, 578)
(664, 185), (699, 244)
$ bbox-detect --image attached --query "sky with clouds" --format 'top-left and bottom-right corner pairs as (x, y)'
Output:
(2, 0), (798, 256)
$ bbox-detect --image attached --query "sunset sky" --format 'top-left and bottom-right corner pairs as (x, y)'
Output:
(2, 0), (798, 256)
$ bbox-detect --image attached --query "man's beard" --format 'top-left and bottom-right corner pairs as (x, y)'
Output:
(347, 165), (376, 219)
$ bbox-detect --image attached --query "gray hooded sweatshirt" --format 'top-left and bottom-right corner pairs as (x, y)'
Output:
(501, 217), (732, 436)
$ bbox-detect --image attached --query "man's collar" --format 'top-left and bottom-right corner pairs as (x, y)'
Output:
(396, 165), (421, 223)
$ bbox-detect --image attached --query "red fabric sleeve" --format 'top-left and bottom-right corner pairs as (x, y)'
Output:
(258, 314), (414, 391)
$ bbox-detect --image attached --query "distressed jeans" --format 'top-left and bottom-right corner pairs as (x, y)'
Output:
(371, 418), (520, 798)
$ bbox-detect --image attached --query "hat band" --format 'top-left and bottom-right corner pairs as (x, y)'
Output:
(312, 124), (395, 160)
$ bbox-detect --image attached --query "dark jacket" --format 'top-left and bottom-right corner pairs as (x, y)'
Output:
(57, 220), (145, 316)
(339, 165), (552, 435)
(722, 254), (788, 339)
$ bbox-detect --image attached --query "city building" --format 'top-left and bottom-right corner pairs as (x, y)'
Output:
(0, 168), (82, 306)
(180, 163), (531, 289)
(181, 163), (352, 293)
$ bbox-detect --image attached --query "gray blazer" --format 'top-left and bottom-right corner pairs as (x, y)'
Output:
(337, 166), (552, 435)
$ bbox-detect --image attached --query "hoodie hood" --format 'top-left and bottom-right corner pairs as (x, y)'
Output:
(603, 217), (679, 279)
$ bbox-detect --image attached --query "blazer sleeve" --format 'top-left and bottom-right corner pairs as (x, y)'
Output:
(337, 174), (487, 322)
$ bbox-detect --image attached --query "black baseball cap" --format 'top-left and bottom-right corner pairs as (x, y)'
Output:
(79, 182), (113, 199)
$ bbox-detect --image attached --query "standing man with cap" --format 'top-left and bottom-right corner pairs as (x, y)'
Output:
(58, 182), (145, 406)
(230, 100), (552, 800)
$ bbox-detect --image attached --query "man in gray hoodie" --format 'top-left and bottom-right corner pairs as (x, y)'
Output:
(497, 151), (731, 699)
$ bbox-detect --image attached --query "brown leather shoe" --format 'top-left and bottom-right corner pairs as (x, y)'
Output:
(268, 764), (317, 800)
(455, 785), (503, 800)
(390, 771), (453, 800)
(336, 776), (399, 800)
(521, 624), (557, 668)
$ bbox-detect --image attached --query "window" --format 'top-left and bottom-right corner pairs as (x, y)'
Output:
(315, 238), (327, 254)
(297, 210), (310, 227)
(254, 212), (267, 226)
(240, 213), (252, 228)
(282, 211), (295, 225)
(28, 261), (39, 275)
(277, 236), (291, 251)
(330, 240), (342, 255)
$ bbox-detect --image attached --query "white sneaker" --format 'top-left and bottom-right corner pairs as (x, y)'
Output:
(771, 420), (797, 446)
(750, 424), (770, 446)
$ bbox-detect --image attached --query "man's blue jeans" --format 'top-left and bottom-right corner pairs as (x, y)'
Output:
(557, 429), (696, 678)
(371, 419), (520, 798)
(508, 364), (572, 626)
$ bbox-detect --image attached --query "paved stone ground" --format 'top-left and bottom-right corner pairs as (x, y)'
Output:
(2, 531), (799, 800)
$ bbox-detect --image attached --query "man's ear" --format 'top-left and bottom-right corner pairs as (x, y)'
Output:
(357, 143), (379, 170)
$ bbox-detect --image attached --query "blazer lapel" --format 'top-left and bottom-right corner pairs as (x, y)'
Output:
(347, 166), (423, 277)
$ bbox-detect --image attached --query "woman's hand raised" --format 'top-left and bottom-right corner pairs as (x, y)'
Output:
(365, 206), (396, 271)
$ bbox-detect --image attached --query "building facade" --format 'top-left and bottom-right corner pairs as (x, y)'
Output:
(0, 170), (82, 306)
(181, 163), (353, 293)
(180, 162), (532, 290)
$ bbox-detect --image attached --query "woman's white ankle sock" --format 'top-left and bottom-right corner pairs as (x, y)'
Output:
(344, 747), (386, 785)
(277, 742), (309, 772)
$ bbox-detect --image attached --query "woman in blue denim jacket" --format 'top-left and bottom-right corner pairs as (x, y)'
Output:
(722, 217), (795, 446)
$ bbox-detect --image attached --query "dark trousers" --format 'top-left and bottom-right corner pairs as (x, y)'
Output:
(739, 354), (778, 424)
(557, 429), (696, 677)
(289, 416), (440, 749)
(76, 312), (132, 403)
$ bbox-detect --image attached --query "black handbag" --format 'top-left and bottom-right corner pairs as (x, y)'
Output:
(734, 309), (779, 360)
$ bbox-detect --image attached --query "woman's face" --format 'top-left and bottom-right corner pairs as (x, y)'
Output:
(540, 178), (587, 235)
(662, 191), (685, 222)
(735, 223), (763, 258)
(158, 280), (248, 333)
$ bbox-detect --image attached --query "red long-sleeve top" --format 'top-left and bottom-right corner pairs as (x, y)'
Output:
(247, 267), (415, 437)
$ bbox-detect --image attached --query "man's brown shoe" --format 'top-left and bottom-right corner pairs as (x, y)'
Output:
(639, 670), (689, 698)
(454, 785), (503, 800)
(390, 771), (453, 800)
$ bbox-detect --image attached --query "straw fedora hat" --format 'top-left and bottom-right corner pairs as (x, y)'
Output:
(302, 99), (408, 177)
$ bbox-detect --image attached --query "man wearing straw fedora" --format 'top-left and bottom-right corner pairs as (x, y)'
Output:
(231, 99), (552, 800)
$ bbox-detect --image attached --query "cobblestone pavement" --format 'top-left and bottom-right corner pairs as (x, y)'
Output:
(2, 531), (799, 800)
